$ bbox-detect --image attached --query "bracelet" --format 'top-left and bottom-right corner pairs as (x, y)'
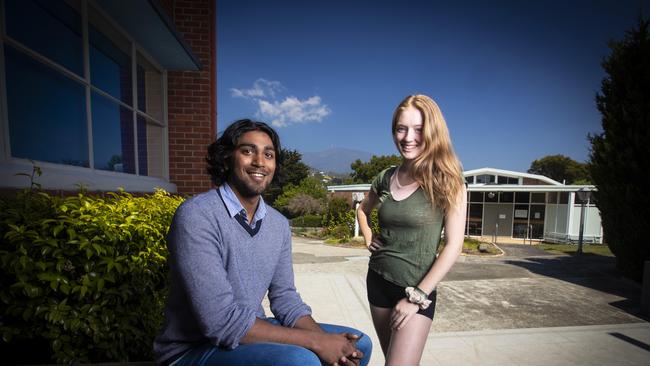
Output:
(405, 286), (432, 310)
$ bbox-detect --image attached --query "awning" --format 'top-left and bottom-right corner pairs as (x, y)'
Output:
(95, 0), (202, 71)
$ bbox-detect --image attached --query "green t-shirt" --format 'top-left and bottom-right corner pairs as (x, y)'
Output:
(369, 166), (444, 287)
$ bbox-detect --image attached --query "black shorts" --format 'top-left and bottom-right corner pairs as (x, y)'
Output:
(366, 269), (436, 319)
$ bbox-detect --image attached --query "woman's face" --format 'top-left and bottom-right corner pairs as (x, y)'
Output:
(394, 106), (424, 160)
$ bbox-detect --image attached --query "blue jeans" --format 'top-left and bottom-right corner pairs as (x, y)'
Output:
(173, 318), (372, 366)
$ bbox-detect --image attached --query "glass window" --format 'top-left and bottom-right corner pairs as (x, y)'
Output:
(497, 176), (508, 184)
(515, 192), (531, 203)
(507, 177), (518, 184)
(6, 45), (88, 166)
(531, 192), (545, 203)
(136, 116), (164, 178)
(559, 192), (570, 204)
(546, 192), (558, 203)
(5, 0), (83, 76)
(469, 192), (483, 202)
(499, 191), (513, 202)
(91, 92), (135, 173)
(465, 176), (473, 184)
(467, 203), (483, 236)
(88, 5), (132, 105)
(476, 174), (495, 184)
(137, 53), (163, 121)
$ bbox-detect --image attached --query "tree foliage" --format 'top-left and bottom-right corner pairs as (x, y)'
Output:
(350, 155), (402, 183)
(589, 18), (650, 281)
(273, 176), (327, 217)
(527, 154), (590, 184)
(264, 149), (310, 204)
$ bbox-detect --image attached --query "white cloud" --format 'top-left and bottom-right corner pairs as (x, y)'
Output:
(230, 79), (331, 127)
(230, 78), (284, 99)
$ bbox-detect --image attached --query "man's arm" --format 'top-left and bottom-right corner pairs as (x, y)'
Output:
(241, 318), (362, 365)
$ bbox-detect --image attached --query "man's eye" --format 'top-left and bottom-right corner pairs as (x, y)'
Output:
(241, 148), (253, 155)
(265, 152), (275, 159)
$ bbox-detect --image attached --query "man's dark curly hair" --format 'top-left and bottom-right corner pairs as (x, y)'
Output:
(206, 119), (283, 186)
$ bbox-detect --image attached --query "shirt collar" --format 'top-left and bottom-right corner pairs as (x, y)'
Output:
(218, 183), (267, 224)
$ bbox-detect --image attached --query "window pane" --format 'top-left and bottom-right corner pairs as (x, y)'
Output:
(6, 45), (88, 166)
(515, 192), (531, 203)
(137, 53), (163, 121)
(137, 116), (164, 178)
(88, 5), (132, 105)
(531, 192), (545, 203)
(91, 92), (135, 173)
(6, 0), (83, 76)
(468, 203), (482, 236)
(469, 192), (483, 202)
(497, 176), (508, 184)
(499, 191), (513, 203)
(476, 174), (495, 184)
(507, 177), (519, 184)
(547, 192), (558, 203)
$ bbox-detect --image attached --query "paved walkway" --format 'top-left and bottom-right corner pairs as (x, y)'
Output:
(287, 236), (650, 365)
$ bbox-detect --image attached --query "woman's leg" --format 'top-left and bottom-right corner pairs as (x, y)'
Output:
(369, 304), (393, 356)
(384, 313), (432, 366)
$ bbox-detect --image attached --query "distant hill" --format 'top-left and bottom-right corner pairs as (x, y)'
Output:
(301, 148), (373, 174)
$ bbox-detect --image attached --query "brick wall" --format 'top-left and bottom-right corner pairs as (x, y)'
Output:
(159, 0), (216, 195)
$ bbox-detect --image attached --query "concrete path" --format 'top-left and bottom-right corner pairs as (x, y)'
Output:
(286, 236), (650, 365)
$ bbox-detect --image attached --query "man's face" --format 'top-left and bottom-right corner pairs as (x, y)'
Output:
(227, 130), (276, 199)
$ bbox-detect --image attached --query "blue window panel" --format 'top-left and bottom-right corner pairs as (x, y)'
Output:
(91, 91), (135, 173)
(5, 45), (88, 167)
(89, 26), (133, 105)
(5, 0), (83, 76)
(137, 116), (148, 176)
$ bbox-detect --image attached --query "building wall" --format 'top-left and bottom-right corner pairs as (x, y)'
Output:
(159, 0), (216, 195)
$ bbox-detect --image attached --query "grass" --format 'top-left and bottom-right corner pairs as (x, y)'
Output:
(536, 243), (613, 256)
(460, 237), (501, 255)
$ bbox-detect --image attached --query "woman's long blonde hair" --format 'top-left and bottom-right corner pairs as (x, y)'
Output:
(392, 95), (464, 214)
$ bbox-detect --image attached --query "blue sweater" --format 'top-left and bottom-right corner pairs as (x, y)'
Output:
(153, 189), (312, 364)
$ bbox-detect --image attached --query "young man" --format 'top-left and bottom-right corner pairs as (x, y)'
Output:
(154, 119), (371, 366)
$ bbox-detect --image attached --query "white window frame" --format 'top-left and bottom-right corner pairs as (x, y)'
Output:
(0, 0), (174, 192)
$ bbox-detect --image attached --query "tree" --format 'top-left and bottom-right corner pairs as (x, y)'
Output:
(273, 176), (327, 217)
(350, 155), (402, 183)
(589, 18), (650, 281)
(286, 193), (324, 216)
(264, 149), (310, 204)
(527, 155), (590, 184)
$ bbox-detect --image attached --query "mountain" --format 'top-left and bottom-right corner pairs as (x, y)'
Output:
(301, 148), (373, 174)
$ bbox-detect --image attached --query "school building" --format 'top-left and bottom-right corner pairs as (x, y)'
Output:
(327, 167), (602, 244)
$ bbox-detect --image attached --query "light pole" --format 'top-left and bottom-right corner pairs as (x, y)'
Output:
(576, 188), (591, 255)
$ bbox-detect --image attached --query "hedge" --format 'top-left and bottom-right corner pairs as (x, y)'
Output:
(0, 188), (184, 364)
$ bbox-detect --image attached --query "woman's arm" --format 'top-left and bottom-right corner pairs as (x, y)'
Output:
(357, 190), (382, 251)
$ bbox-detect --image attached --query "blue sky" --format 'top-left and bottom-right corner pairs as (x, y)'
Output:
(216, 0), (648, 172)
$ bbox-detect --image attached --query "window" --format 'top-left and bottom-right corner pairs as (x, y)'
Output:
(515, 192), (531, 203)
(467, 203), (483, 236)
(469, 191), (483, 202)
(476, 174), (495, 184)
(2, 0), (167, 179)
(497, 176), (518, 184)
(499, 192), (513, 203)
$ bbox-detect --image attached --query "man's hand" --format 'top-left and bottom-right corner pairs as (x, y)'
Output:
(312, 332), (363, 366)
(390, 298), (419, 331)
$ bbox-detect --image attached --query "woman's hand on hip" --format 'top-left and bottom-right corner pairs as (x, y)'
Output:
(389, 298), (419, 331)
(366, 235), (383, 252)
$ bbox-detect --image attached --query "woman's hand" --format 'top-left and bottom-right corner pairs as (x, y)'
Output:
(366, 235), (383, 252)
(389, 298), (420, 331)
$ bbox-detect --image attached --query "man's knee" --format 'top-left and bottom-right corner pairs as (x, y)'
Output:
(282, 344), (321, 366)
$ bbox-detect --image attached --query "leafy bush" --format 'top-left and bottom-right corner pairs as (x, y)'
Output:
(0, 189), (183, 364)
(291, 215), (324, 228)
(325, 208), (379, 239)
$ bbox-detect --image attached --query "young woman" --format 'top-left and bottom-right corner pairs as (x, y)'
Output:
(357, 94), (467, 365)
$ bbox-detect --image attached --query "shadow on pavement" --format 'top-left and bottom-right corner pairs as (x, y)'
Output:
(501, 251), (644, 319)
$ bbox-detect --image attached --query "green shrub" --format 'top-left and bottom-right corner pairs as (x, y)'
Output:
(291, 214), (324, 227)
(0, 189), (184, 364)
(325, 207), (379, 239)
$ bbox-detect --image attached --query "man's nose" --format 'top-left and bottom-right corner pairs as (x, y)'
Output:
(252, 152), (264, 166)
